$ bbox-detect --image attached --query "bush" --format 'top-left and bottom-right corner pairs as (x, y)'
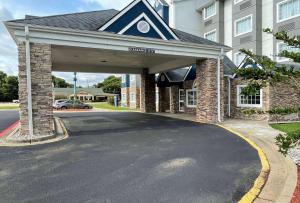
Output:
(107, 96), (114, 105)
(268, 107), (300, 115)
(276, 130), (300, 155)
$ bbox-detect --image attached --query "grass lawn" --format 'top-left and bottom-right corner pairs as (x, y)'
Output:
(270, 122), (300, 134)
(89, 102), (138, 111)
(0, 103), (19, 110)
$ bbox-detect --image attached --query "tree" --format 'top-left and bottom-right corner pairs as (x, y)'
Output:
(52, 75), (73, 88)
(0, 71), (7, 101)
(97, 76), (121, 94)
(2, 76), (18, 101)
(234, 29), (300, 154)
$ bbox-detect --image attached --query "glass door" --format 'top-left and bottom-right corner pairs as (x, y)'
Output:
(179, 89), (185, 112)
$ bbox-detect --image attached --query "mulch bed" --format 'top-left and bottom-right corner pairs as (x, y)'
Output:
(291, 166), (300, 203)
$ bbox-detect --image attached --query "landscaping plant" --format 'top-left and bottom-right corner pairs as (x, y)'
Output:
(234, 29), (300, 154)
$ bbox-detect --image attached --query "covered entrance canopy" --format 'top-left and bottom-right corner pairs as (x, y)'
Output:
(5, 0), (230, 141)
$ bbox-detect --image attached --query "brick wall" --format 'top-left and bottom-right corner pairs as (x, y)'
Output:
(121, 87), (130, 107)
(140, 69), (156, 113)
(158, 87), (170, 112)
(18, 42), (54, 137)
(196, 59), (224, 123)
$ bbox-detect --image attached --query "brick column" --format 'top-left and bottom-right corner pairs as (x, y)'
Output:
(158, 87), (168, 112)
(196, 59), (224, 123)
(170, 85), (179, 114)
(18, 42), (54, 138)
(140, 68), (156, 113)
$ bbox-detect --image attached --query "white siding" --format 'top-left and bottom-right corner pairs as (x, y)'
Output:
(224, 0), (233, 60)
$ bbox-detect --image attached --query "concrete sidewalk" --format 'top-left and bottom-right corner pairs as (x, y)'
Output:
(222, 119), (297, 203)
(153, 113), (297, 203)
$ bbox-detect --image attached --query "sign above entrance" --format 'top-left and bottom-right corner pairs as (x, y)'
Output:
(129, 47), (156, 54)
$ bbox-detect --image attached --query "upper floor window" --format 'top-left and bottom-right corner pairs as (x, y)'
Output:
(204, 29), (217, 42)
(234, 0), (246, 4)
(122, 93), (126, 102)
(234, 52), (247, 66)
(237, 85), (262, 108)
(203, 3), (216, 20)
(234, 15), (253, 37)
(277, 0), (300, 22)
(277, 42), (300, 62)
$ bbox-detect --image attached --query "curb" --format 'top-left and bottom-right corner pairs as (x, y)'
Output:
(0, 120), (20, 138)
(218, 125), (270, 203)
(0, 118), (69, 147)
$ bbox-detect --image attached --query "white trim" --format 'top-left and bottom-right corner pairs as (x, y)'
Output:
(234, 14), (253, 37)
(227, 77), (231, 117)
(99, 0), (179, 40)
(234, 0), (246, 4)
(179, 89), (185, 112)
(277, 0), (300, 23)
(203, 2), (217, 20)
(182, 66), (193, 81)
(118, 13), (168, 40)
(204, 29), (217, 42)
(186, 89), (197, 108)
(237, 85), (263, 108)
(217, 53), (221, 122)
(25, 26), (34, 139)
(130, 92), (136, 103)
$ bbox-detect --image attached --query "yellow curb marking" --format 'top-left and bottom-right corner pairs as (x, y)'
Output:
(218, 125), (270, 203)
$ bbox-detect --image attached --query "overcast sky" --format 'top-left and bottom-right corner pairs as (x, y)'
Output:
(0, 0), (138, 87)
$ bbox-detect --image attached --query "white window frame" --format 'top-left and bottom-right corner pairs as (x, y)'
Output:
(237, 85), (263, 108)
(130, 92), (136, 103)
(186, 89), (197, 108)
(234, 14), (253, 37)
(203, 3), (216, 20)
(277, 0), (300, 23)
(204, 29), (217, 42)
(179, 89), (185, 112)
(234, 0), (246, 4)
(277, 42), (300, 62)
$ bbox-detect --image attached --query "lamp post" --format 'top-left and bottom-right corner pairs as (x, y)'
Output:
(73, 72), (77, 106)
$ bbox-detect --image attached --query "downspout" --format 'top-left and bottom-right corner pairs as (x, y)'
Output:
(217, 48), (224, 123)
(227, 77), (231, 117)
(25, 25), (34, 142)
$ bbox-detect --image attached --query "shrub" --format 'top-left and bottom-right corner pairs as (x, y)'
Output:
(107, 96), (114, 106)
(268, 107), (300, 115)
(276, 130), (300, 155)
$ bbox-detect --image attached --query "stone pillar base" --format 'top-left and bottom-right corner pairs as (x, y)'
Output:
(141, 69), (156, 113)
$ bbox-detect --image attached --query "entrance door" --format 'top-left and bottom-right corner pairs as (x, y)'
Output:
(179, 89), (185, 112)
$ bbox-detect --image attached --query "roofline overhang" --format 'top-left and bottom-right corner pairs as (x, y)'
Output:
(5, 22), (231, 60)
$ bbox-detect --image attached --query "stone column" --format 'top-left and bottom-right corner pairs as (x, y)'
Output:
(196, 59), (224, 123)
(140, 68), (156, 113)
(18, 42), (54, 138)
(170, 85), (179, 114)
(158, 87), (167, 112)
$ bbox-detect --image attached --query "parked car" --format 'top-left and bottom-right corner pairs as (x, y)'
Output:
(12, 100), (19, 103)
(53, 100), (93, 110)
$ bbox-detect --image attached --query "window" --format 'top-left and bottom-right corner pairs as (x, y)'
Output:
(130, 93), (136, 102)
(277, 0), (300, 22)
(122, 93), (126, 102)
(186, 90), (197, 107)
(130, 75), (136, 81)
(204, 30), (217, 42)
(234, 15), (252, 36)
(237, 85), (262, 108)
(121, 75), (126, 83)
(277, 42), (300, 62)
(203, 3), (216, 20)
(234, 0), (246, 4)
(234, 52), (247, 66)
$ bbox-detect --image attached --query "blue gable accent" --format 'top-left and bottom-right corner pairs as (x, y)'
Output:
(103, 1), (176, 40)
(121, 74), (130, 88)
(185, 65), (196, 81)
(123, 17), (163, 39)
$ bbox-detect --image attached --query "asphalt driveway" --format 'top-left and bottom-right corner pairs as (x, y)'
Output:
(0, 112), (261, 203)
(0, 110), (19, 132)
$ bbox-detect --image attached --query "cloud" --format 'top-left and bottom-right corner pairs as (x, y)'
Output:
(53, 72), (120, 87)
(82, 0), (133, 10)
(0, 6), (18, 76)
